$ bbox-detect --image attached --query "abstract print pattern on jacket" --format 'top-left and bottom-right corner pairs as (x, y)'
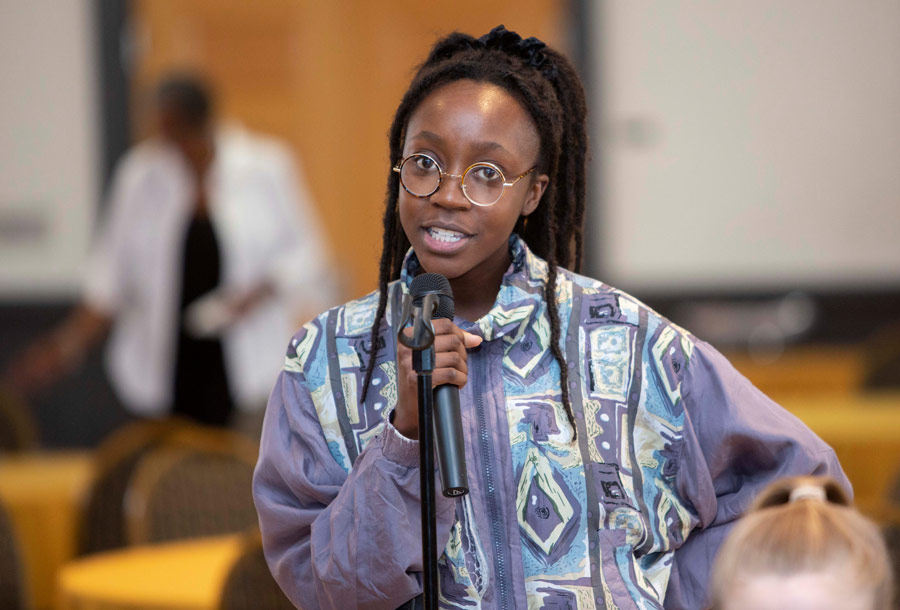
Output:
(253, 234), (848, 610)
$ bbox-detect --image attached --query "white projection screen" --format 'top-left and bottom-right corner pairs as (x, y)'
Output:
(0, 0), (99, 299)
(589, 0), (900, 294)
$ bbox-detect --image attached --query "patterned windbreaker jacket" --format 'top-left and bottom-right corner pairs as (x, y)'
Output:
(253, 234), (848, 610)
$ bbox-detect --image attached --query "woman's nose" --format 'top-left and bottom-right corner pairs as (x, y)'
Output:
(429, 173), (471, 210)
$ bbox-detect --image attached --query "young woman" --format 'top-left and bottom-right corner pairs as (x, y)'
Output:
(253, 26), (848, 609)
(711, 476), (893, 610)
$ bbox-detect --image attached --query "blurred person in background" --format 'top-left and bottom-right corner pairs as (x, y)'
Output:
(710, 475), (894, 610)
(4, 73), (336, 428)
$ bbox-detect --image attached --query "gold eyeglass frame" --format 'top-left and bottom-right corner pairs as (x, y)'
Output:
(392, 152), (536, 207)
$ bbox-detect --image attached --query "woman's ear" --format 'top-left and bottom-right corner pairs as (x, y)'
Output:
(521, 173), (549, 217)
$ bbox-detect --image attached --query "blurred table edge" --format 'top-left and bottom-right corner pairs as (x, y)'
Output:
(56, 533), (246, 610)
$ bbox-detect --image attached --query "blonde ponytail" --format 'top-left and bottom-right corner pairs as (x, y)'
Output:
(711, 476), (893, 610)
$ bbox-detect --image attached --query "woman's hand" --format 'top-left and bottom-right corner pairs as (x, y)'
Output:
(392, 319), (482, 439)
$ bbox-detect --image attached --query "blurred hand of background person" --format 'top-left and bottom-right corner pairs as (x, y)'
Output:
(3, 306), (111, 396)
(182, 282), (276, 339)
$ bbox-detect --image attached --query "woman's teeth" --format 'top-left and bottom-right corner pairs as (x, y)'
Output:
(427, 227), (466, 243)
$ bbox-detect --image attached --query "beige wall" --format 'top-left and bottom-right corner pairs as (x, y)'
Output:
(131, 1), (568, 301)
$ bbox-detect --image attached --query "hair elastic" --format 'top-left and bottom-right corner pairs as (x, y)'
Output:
(789, 484), (827, 503)
(477, 25), (558, 81)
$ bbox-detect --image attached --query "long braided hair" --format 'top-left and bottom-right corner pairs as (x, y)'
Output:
(361, 25), (588, 438)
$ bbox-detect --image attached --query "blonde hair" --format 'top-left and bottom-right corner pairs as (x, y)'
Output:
(710, 476), (893, 610)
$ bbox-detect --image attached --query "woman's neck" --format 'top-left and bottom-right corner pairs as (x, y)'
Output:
(448, 248), (511, 322)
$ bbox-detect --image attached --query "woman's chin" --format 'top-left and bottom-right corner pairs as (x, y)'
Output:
(413, 254), (466, 281)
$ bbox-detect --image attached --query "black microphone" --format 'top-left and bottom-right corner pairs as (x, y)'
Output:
(409, 273), (469, 498)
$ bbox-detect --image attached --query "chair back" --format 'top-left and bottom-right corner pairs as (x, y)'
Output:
(885, 471), (900, 607)
(219, 529), (294, 610)
(0, 500), (27, 610)
(125, 427), (259, 545)
(77, 418), (189, 555)
(0, 385), (37, 452)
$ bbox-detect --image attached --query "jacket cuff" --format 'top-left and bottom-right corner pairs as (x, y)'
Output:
(380, 421), (420, 468)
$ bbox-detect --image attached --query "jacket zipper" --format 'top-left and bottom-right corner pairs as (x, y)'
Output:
(473, 349), (511, 609)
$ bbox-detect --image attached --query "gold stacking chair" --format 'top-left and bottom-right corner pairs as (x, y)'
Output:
(0, 500), (28, 610)
(218, 529), (294, 610)
(125, 427), (259, 545)
(76, 418), (190, 555)
(0, 385), (38, 453)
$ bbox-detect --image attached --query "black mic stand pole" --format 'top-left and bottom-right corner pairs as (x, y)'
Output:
(413, 342), (438, 610)
(398, 293), (439, 610)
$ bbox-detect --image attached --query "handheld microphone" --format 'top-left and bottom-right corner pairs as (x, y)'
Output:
(409, 273), (469, 498)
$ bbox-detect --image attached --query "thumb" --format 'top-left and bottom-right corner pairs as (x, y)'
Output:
(463, 331), (483, 349)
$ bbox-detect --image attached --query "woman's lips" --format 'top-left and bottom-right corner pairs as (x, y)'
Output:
(421, 226), (472, 253)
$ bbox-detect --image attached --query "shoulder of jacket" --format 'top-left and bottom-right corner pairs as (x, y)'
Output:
(558, 267), (696, 345)
(114, 138), (174, 178)
(284, 284), (397, 370)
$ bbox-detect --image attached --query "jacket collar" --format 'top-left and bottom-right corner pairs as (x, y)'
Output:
(398, 234), (550, 342)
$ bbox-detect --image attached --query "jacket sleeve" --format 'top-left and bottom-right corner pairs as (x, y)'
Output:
(252, 361), (456, 610)
(663, 339), (850, 610)
(82, 156), (137, 315)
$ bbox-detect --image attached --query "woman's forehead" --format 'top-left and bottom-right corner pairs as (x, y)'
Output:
(404, 79), (539, 158)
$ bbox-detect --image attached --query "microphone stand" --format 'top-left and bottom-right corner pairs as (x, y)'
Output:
(397, 293), (439, 610)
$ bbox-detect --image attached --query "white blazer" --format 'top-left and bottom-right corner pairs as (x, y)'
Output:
(83, 125), (336, 416)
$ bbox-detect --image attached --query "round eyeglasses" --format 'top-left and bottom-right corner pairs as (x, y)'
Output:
(393, 153), (536, 207)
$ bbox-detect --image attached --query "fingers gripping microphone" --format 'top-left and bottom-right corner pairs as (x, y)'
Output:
(409, 274), (469, 498)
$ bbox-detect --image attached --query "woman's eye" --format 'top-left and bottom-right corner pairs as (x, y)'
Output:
(472, 165), (501, 182)
(414, 156), (436, 172)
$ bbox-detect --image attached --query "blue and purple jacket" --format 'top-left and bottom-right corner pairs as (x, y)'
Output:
(253, 234), (847, 609)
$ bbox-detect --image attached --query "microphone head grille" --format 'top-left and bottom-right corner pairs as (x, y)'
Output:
(410, 273), (455, 319)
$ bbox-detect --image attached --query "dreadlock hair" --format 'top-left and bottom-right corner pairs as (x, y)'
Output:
(361, 25), (588, 440)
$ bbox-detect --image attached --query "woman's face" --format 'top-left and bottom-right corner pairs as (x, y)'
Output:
(398, 79), (548, 289)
